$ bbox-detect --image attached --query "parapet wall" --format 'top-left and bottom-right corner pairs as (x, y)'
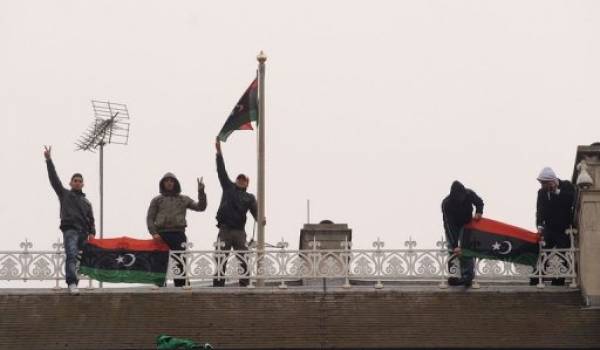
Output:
(1, 286), (599, 349)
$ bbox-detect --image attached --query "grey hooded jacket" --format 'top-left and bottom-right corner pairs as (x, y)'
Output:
(146, 173), (207, 234)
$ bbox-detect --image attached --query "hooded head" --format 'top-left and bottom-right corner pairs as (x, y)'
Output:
(449, 180), (467, 202)
(537, 167), (558, 182)
(159, 172), (181, 195)
(537, 167), (559, 192)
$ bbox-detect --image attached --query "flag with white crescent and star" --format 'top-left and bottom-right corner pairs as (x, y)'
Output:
(217, 77), (259, 142)
(80, 237), (170, 286)
(461, 218), (541, 266)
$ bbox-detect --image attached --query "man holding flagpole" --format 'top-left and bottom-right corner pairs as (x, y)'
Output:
(214, 51), (267, 286)
(213, 138), (258, 287)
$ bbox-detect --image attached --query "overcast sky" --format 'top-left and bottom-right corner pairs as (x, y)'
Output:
(1, 1), (599, 254)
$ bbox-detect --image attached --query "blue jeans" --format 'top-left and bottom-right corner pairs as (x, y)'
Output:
(62, 229), (86, 285)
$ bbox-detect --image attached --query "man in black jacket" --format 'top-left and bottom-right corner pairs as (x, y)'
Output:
(44, 146), (96, 294)
(534, 167), (576, 286)
(441, 181), (484, 287)
(213, 138), (258, 287)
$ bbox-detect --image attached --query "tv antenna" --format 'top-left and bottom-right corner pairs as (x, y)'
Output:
(75, 100), (130, 239)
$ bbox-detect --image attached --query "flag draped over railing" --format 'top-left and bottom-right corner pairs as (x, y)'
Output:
(80, 237), (170, 286)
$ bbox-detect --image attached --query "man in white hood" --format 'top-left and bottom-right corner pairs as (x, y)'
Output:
(534, 167), (576, 286)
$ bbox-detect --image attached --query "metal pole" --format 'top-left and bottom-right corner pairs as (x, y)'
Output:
(98, 141), (104, 289)
(307, 199), (311, 224)
(256, 51), (267, 287)
(101, 101), (111, 241)
(99, 141), (104, 239)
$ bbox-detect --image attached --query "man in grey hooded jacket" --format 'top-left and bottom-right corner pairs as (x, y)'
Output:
(147, 173), (207, 286)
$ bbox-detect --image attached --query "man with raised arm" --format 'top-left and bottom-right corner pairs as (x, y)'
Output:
(441, 180), (484, 288)
(44, 146), (96, 295)
(147, 173), (207, 287)
(213, 138), (258, 287)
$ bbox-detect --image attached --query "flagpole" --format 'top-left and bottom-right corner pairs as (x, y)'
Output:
(256, 51), (267, 287)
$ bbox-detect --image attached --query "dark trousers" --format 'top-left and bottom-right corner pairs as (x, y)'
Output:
(531, 229), (571, 286)
(213, 227), (249, 287)
(445, 224), (475, 283)
(448, 255), (475, 283)
(159, 231), (187, 287)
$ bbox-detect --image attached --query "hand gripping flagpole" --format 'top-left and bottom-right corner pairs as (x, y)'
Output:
(256, 51), (267, 287)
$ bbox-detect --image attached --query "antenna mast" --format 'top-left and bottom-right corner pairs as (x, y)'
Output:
(75, 100), (130, 239)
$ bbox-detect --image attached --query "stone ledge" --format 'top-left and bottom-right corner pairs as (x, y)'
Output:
(1, 287), (599, 349)
(0, 282), (580, 296)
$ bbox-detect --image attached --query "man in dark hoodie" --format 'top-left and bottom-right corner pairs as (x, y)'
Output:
(44, 146), (96, 295)
(533, 167), (576, 286)
(213, 138), (258, 287)
(147, 172), (207, 287)
(441, 181), (484, 287)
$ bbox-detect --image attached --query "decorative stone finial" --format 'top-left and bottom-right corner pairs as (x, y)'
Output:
(276, 238), (289, 249)
(257, 51), (267, 63)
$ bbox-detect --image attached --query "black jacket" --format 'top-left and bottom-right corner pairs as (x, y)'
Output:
(536, 180), (575, 235)
(215, 154), (257, 230)
(441, 182), (484, 248)
(46, 159), (96, 235)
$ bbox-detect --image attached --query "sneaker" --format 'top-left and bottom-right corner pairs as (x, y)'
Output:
(68, 284), (80, 295)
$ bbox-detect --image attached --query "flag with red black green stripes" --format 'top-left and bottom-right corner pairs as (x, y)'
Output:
(217, 78), (258, 142)
(80, 237), (170, 286)
(461, 218), (541, 266)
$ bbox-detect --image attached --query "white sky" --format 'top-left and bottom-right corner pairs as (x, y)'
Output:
(1, 0), (599, 253)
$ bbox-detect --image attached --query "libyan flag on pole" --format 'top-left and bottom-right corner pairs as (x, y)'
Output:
(217, 78), (258, 142)
(80, 237), (170, 286)
(461, 218), (541, 266)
